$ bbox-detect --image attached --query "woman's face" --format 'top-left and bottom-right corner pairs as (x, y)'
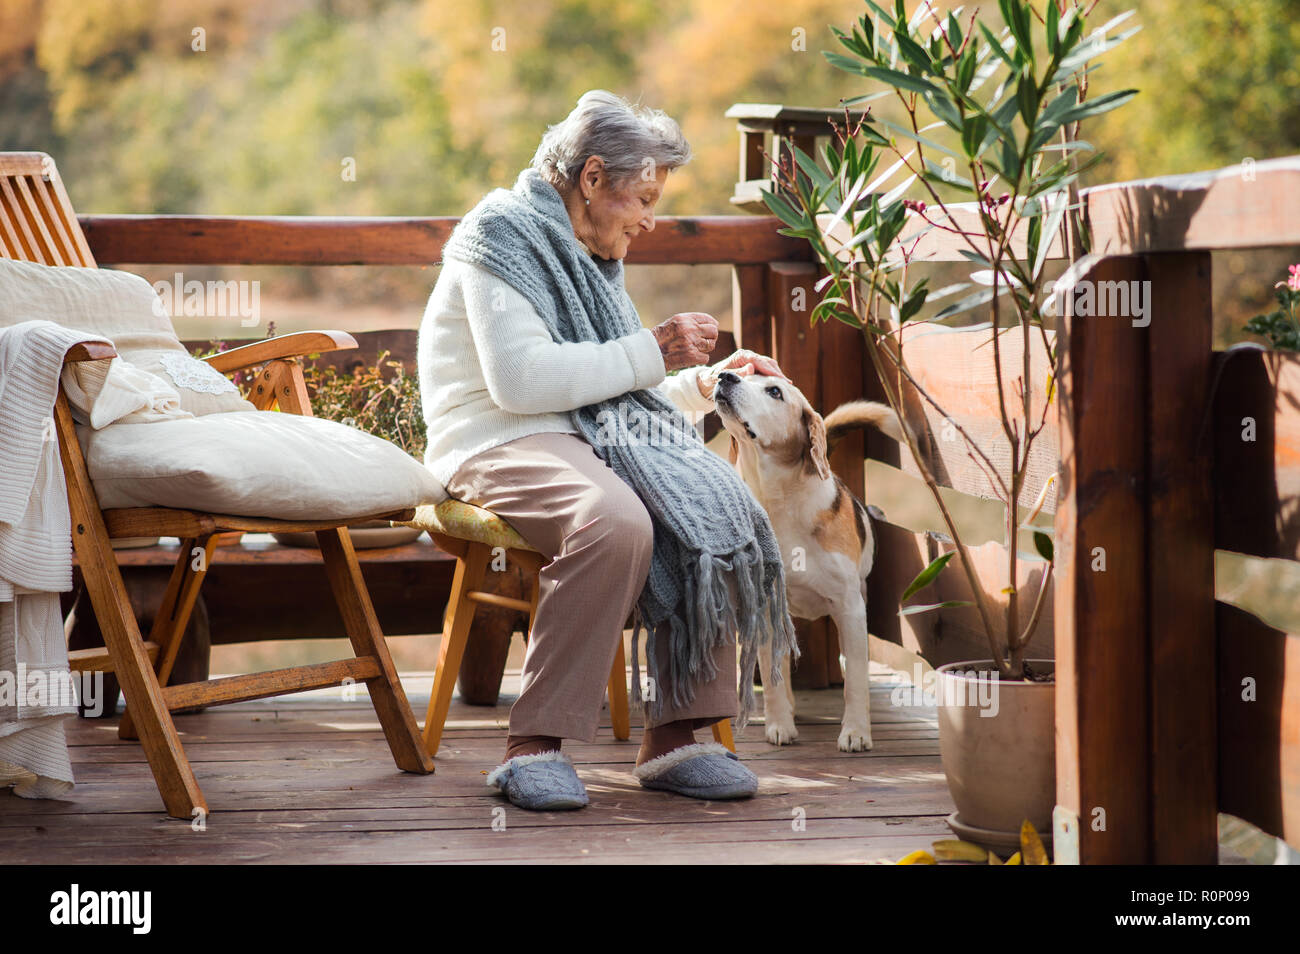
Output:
(570, 159), (667, 260)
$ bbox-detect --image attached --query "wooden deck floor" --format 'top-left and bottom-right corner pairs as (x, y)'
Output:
(1, 663), (955, 864)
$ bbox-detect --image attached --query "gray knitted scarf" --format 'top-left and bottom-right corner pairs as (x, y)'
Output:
(442, 167), (798, 722)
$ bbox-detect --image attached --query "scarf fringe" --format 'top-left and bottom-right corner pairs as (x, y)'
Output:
(630, 540), (800, 728)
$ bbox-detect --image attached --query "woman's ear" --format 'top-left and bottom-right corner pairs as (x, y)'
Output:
(579, 155), (605, 200)
(728, 435), (739, 466)
(802, 405), (831, 480)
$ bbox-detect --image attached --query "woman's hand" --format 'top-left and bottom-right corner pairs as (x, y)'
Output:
(652, 312), (718, 371)
(697, 350), (788, 400)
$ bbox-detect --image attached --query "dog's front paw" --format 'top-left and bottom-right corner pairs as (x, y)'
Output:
(764, 713), (799, 746)
(837, 722), (874, 752)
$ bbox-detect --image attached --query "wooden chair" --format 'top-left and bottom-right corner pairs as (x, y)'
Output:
(402, 501), (736, 756)
(0, 151), (433, 818)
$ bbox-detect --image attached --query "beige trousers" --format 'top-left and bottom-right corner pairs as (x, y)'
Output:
(444, 432), (738, 742)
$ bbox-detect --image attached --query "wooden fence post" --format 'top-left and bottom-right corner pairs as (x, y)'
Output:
(731, 260), (867, 688)
(1143, 251), (1218, 863)
(1054, 255), (1152, 863)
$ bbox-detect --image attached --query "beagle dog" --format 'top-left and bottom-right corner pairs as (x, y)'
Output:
(713, 370), (903, 751)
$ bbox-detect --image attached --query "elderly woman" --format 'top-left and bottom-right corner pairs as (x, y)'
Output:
(419, 90), (797, 810)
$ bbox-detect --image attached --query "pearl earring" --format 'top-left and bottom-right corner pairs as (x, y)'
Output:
(585, 198), (590, 206)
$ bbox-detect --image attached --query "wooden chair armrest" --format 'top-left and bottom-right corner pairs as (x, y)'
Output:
(62, 341), (118, 365)
(202, 330), (357, 374)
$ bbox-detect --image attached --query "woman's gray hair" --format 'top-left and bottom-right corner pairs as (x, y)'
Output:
(531, 90), (691, 193)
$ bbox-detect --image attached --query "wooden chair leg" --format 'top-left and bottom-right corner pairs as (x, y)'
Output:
(422, 541), (491, 757)
(711, 719), (735, 751)
(608, 638), (630, 741)
(119, 534), (215, 740)
(56, 394), (207, 819)
(316, 527), (433, 774)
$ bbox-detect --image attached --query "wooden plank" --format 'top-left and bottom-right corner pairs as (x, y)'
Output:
(161, 657), (381, 709)
(316, 526), (434, 774)
(867, 521), (1053, 667)
(1143, 251), (1217, 863)
(101, 507), (413, 538)
(79, 214), (812, 267)
(67, 642), (159, 673)
(1213, 347), (1300, 846)
(1214, 349), (1300, 562)
(202, 330), (357, 373)
(0, 151), (51, 175)
(54, 391), (208, 819)
(768, 261), (832, 687)
(731, 263), (771, 356)
(100, 534), (454, 568)
(1216, 604), (1300, 845)
(1053, 254), (1151, 864)
(894, 156), (1300, 264)
(0, 175), (43, 262)
(896, 323), (1058, 512)
(27, 173), (79, 266)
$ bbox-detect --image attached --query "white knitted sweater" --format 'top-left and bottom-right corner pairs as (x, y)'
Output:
(419, 252), (716, 486)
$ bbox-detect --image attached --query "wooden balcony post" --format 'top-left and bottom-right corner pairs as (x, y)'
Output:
(1055, 252), (1218, 864)
(1143, 251), (1217, 863)
(1054, 255), (1152, 863)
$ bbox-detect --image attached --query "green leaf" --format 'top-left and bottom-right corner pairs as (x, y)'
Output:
(902, 551), (956, 600)
(1055, 88), (1139, 126)
(791, 144), (834, 196)
(1015, 70), (1038, 126)
(978, 20), (1017, 70)
(1050, 26), (1141, 83)
(926, 88), (965, 132)
(824, 51), (869, 76)
(932, 284), (1012, 321)
(1046, 1), (1060, 56)
(956, 42), (977, 92)
(863, 65), (942, 96)
(1032, 531), (1054, 562)
(761, 189), (807, 230)
(899, 285), (929, 322)
(899, 600), (975, 617)
(1031, 192), (1069, 280)
(894, 31), (934, 74)
(877, 116), (962, 158)
(842, 90), (893, 107)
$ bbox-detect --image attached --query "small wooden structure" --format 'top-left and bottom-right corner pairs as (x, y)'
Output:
(725, 103), (869, 212)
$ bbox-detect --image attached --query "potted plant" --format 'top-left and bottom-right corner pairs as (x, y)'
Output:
(765, 0), (1137, 850)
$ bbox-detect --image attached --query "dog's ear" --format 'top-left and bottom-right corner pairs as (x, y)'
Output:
(728, 435), (739, 466)
(802, 405), (831, 480)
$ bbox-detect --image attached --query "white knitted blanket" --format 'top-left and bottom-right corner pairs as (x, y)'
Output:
(0, 320), (109, 798)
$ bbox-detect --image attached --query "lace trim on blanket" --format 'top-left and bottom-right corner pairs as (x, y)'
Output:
(158, 351), (238, 395)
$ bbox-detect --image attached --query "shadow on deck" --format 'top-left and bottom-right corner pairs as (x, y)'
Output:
(1, 663), (954, 864)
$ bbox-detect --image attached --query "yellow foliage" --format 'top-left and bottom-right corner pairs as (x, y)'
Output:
(896, 849), (936, 865)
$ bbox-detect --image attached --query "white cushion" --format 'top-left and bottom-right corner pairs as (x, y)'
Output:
(78, 411), (448, 519)
(0, 258), (254, 416)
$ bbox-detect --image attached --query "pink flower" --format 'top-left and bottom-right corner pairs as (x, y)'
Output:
(1289, 264), (1300, 291)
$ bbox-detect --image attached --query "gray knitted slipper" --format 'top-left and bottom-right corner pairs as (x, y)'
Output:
(486, 751), (589, 811)
(633, 742), (758, 800)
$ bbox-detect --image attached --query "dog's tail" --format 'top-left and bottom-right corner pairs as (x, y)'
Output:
(824, 400), (905, 450)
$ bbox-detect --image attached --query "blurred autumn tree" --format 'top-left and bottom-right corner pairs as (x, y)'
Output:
(3, 0), (1299, 327)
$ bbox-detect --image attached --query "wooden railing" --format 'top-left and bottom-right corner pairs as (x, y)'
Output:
(78, 214), (811, 266)
(75, 157), (1300, 863)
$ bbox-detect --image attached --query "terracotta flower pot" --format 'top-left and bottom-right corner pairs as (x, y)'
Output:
(935, 659), (1055, 853)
